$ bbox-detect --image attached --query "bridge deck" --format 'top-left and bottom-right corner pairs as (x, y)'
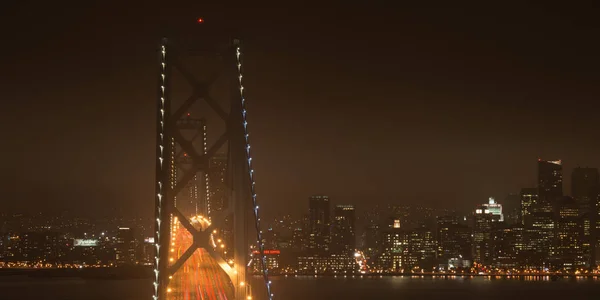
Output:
(169, 221), (234, 300)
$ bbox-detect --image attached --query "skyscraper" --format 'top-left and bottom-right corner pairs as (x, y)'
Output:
(572, 167), (599, 208)
(115, 227), (136, 266)
(330, 205), (356, 255)
(520, 188), (538, 227)
(491, 224), (520, 269)
(533, 159), (563, 265)
(482, 197), (503, 222)
(472, 206), (494, 266)
(555, 196), (584, 270)
(436, 214), (471, 269)
(378, 220), (405, 271)
(571, 167), (599, 268)
(503, 193), (522, 225)
(406, 224), (437, 270)
(308, 195), (330, 253)
(208, 153), (228, 218)
(538, 159), (563, 209)
(362, 224), (381, 259)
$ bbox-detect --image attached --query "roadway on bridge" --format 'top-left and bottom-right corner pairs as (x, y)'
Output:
(168, 217), (234, 300)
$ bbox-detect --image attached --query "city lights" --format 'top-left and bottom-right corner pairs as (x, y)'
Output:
(7, 12), (600, 300)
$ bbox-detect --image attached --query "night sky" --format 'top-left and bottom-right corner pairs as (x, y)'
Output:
(2, 2), (599, 219)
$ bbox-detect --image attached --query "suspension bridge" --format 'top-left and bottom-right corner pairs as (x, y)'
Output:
(152, 21), (273, 300)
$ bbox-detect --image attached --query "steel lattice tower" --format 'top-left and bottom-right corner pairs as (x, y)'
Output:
(153, 29), (272, 300)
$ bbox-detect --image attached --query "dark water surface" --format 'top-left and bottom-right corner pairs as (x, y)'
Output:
(2, 275), (600, 300)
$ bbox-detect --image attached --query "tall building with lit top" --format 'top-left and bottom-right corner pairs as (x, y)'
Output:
(378, 219), (405, 271)
(538, 159), (563, 209)
(472, 206), (494, 266)
(482, 197), (503, 222)
(532, 159), (563, 265)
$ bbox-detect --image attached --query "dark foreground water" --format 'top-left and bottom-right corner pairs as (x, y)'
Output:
(2, 275), (600, 300)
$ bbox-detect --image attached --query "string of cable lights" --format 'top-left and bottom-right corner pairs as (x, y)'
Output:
(153, 40), (168, 300)
(203, 123), (210, 218)
(235, 44), (274, 300)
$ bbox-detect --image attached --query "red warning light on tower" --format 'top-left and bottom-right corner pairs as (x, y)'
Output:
(197, 18), (204, 24)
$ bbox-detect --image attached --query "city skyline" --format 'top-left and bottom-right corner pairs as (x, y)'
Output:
(1, 154), (599, 285)
(3, 3), (600, 221)
(3, 3), (600, 300)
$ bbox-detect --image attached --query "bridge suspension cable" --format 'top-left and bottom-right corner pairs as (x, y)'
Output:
(153, 41), (169, 300)
(235, 44), (274, 300)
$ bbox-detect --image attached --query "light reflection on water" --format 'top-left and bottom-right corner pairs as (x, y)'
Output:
(255, 275), (600, 300)
(1, 275), (600, 300)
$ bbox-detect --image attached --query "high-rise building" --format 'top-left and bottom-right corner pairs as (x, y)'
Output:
(482, 197), (504, 222)
(520, 188), (538, 228)
(115, 227), (136, 265)
(208, 153), (228, 218)
(503, 193), (522, 224)
(406, 224), (436, 270)
(571, 167), (599, 268)
(554, 196), (584, 270)
(538, 159), (563, 209)
(378, 219), (436, 272)
(472, 206), (494, 266)
(362, 224), (381, 258)
(308, 195), (330, 253)
(291, 228), (306, 251)
(533, 159), (563, 265)
(572, 167), (599, 210)
(330, 205), (356, 255)
(378, 222), (405, 272)
(491, 224), (521, 269)
(510, 226), (533, 267)
(436, 215), (471, 269)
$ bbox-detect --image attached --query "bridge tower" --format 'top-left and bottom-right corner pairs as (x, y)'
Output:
(153, 25), (272, 300)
